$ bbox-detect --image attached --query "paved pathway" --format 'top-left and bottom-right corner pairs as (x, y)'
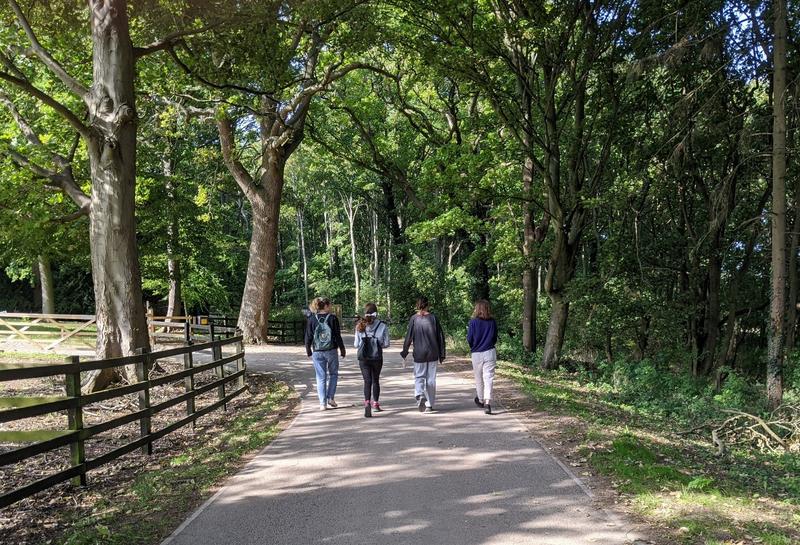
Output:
(163, 337), (642, 545)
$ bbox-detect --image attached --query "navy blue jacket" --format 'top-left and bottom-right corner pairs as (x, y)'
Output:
(467, 318), (497, 353)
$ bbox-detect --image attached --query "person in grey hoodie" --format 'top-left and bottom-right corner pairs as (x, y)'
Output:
(354, 302), (390, 418)
(400, 296), (446, 412)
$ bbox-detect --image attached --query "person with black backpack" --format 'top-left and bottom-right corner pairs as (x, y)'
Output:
(354, 302), (390, 418)
(305, 297), (346, 411)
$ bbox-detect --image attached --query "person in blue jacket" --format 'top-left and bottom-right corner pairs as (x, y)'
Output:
(467, 299), (498, 415)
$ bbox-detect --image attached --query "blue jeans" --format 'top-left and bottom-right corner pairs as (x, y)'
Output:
(311, 350), (339, 403)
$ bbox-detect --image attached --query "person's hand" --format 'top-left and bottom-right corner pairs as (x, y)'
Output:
(440, 357), (445, 363)
(340, 350), (346, 358)
(307, 350), (312, 358)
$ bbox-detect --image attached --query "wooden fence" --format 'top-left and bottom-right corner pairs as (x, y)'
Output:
(0, 335), (246, 509)
(267, 320), (304, 344)
(0, 313), (96, 351)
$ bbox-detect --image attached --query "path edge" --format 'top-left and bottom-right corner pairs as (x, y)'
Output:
(160, 397), (304, 545)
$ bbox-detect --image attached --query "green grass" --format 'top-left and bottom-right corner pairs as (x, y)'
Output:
(500, 362), (800, 545)
(57, 381), (292, 545)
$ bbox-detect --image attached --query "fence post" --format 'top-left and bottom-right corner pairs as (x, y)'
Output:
(235, 333), (245, 390)
(211, 338), (226, 411)
(64, 356), (86, 486)
(209, 321), (215, 343)
(183, 335), (196, 428)
(135, 348), (152, 455)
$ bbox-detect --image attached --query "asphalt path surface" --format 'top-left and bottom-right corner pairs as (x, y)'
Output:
(162, 336), (642, 545)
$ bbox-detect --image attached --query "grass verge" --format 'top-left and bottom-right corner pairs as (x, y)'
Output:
(55, 377), (295, 545)
(500, 362), (800, 545)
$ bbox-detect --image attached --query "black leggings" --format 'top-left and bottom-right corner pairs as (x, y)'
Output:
(359, 359), (383, 401)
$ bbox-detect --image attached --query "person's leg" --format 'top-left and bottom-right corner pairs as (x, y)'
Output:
(471, 351), (484, 402)
(311, 352), (327, 407)
(372, 360), (383, 403)
(359, 360), (372, 400)
(414, 361), (426, 399)
(326, 351), (340, 402)
(483, 349), (496, 404)
(425, 360), (438, 408)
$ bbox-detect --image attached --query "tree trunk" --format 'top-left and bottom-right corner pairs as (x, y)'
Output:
(343, 196), (360, 313)
(542, 293), (569, 369)
(37, 256), (54, 314)
(371, 210), (380, 285)
(768, 0), (787, 410)
(699, 247), (722, 375)
(522, 151), (537, 352)
(84, 0), (149, 391)
(297, 208), (309, 305)
(238, 159), (284, 343)
(164, 158), (182, 318)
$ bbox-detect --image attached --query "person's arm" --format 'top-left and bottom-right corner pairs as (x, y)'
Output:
(400, 317), (413, 359)
(381, 322), (390, 348)
(466, 320), (475, 351)
(304, 317), (314, 357)
(333, 315), (346, 357)
(354, 328), (362, 348)
(491, 319), (498, 348)
(436, 315), (446, 361)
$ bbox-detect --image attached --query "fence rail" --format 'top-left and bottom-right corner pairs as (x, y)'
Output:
(0, 313), (96, 351)
(0, 335), (246, 509)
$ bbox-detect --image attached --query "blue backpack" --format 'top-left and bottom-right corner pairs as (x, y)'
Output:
(312, 314), (334, 351)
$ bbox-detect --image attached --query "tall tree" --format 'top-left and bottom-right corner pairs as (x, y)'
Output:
(767, 0), (787, 409)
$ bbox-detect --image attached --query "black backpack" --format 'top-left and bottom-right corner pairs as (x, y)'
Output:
(357, 321), (383, 362)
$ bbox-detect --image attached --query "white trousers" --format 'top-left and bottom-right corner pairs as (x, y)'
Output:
(471, 348), (496, 403)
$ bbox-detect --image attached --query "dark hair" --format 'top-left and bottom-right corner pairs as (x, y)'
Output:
(415, 296), (429, 312)
(472, 299), (492, 320)
(356, 302), (378, 332)
(311, 297), (331, 312)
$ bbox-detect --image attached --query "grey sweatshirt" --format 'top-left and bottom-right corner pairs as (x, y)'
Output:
(354, 320), (390, 350)
(400, 313), (446, 363)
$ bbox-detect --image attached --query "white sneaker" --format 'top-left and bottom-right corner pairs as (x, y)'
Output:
(327, 399), (338, 408)
(320, 404), (327, 411)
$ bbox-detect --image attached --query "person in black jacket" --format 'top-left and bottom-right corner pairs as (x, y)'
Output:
(400, 296), (445, 412)
(305, 297), (346, 411)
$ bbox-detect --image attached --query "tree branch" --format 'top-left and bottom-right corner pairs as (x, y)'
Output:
(134, 23), (222, 58)
(0, 70), (90, 138)
(7, 0), (88, 97)
(216, 115), (256, 200)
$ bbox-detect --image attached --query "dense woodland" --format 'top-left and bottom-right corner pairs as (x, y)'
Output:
(0, 0), (798, 408)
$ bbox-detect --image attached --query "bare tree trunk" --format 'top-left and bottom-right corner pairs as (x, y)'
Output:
(699, 247), (722, 375)
(343, 195), (360, 313)
(297, 208), (309, 305)
(542, 293), (569, 369)
(38, 255), (54, 314)
(522, 152), (538, 351)
(768, 0), (787, 410)
(163, 157), (182, 318)
(371, 210), (380, 285)
(84, 0), (149, 390)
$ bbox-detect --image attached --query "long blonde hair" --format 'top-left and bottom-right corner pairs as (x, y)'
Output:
(310, 297), (331, 313)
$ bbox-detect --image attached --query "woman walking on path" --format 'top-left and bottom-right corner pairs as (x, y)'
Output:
(400, 296), (446, 412)
(354, 303), (390, 418)
(305, 297), (346, 411)
(467, 300), (498, 415)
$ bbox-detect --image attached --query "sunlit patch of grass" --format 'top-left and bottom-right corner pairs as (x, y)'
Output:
(500, 360), (800, 545)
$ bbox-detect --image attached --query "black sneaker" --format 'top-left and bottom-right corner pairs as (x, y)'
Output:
(418, 397), (427, 412)
(365, 402), (372, 418)
(474, 396), (485, 408)
(485, 404), (492, 415)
